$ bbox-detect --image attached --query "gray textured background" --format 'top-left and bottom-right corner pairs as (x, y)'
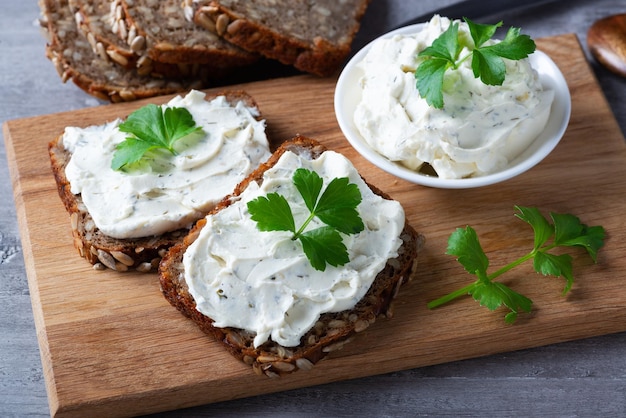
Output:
(2, 1), (625, 416)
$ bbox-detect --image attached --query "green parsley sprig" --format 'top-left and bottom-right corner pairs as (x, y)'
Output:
(415, 18), (536, 109)
(428, 206), (606, 323)
(112, 104), (204, 170)
(247, 168), (365, 271)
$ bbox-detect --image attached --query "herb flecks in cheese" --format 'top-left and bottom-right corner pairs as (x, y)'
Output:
(354, 15), (555, 179)
(62, 90), (271, 239)
(183, 150), (405, 348)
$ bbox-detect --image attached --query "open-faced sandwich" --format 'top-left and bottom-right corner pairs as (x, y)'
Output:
(48, 89), (271, 272)
(159, 136), (423, 377)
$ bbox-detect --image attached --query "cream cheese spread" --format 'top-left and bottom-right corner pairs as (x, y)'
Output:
(183, 150), (405, 348)
(62, 90), (271, 239)
(354, 15), (555, 179)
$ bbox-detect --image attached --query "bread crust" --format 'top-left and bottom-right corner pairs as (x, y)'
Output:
(48, 90), (263, 272)
(159, 136), (424, 377)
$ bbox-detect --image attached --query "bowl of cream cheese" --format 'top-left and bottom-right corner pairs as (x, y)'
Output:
(334, 16), (571, 188)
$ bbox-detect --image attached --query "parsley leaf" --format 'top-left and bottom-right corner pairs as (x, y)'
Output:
(428, 206), (606, 322)
(471, 280), (533, 324)
(466, 19), (502, 47)
(299, 226), (350, 271)
(247, 193), (295, 233)
(247, 168), (365, 271)
(292, 167), (323, 212)
(419, 21), (460, 62)
(111, 104), (203, 170)
(415, 18), (536, 109)
(415, 58), (450, 110)
(314, 176), (364, 234)
(446, 225), (489, 276)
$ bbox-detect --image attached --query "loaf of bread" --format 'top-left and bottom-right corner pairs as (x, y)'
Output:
(40, 0), (372, 101)
(48, 90), (268, 272)
(159, 136), (423, 377)
(40, 0), (206, 102)
(192, 0), (372, 76)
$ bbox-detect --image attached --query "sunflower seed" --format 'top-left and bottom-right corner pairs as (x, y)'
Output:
(110, 250), (134, 266)
(295, 358), (314, 371)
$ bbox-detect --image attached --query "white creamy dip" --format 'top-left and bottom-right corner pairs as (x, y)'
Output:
(62, 90), (271, 239)
(183, 150), (405, 348)
(353, 15), (555, 179)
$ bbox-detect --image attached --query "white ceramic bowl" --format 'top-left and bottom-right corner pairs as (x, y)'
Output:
(334, 23), (571, 189)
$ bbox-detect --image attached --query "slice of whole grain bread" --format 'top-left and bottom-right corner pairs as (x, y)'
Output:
(117, 0), (258, 67)
(69, 0), (224, 81)
(159, 135), (424, 377)
(192, 0), (372, 76)
(48, 90), (264, 272)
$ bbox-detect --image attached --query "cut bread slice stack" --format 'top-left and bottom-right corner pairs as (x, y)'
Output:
(39, 0), (372, 101)
(48, 90), (268, 272)
(40, 0), (206, 102)
(159, 136), (423, 377)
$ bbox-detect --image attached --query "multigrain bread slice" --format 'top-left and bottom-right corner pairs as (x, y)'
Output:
(48, 90), (264, 272)
(68, 0), (138, 70)
(192, 0), (372, 76)
(115, 0), (258, 67)
(68, 0), (222, 80)
(159, 136), (423, 377)
(40, 0), (205, 102)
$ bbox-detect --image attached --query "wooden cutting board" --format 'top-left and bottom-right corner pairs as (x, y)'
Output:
(4, 34), (626, 418)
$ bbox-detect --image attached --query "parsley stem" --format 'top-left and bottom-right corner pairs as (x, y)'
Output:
(292, 211), (316, 240)
(429, 246), (556, 310)
(487, 244), (558, 281)
(487, 251), (535, 281)
(455, 52), (472, 68)
(427, 282), (476, 309)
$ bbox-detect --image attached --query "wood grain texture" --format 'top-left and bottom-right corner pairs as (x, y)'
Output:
(4, 34), (626, 418)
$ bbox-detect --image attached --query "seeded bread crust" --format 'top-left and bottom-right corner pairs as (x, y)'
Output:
(117, 0), (258, 67)
(192, 0), (372, 76)
(40, 0), (206, 102)
(159, 136), (424, 377)
(48, 90), (263, 272)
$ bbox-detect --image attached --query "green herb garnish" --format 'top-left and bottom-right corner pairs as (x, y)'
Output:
(247, 168), (365, 271)
(428, 206), (606, 323)
(415, 18), (536, 109)
(111, 104), (203, 170)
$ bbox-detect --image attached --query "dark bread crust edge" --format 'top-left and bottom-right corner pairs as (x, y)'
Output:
(48, 90), (263, 272)
(159, 135), (424, 377)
